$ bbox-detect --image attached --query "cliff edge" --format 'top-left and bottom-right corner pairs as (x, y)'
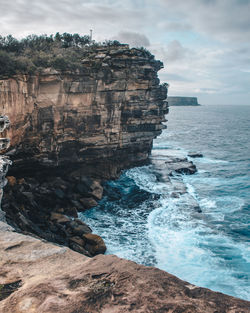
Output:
(0, 222), (249, 313)
(1, 45), (168, 177)
(0, 45), (168, 256)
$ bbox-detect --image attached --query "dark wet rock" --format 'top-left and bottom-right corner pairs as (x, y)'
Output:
(68, 241), (90, 256)
(70, 199), (83, 211)
(0, 280), (22, 301)
(193, 206), (202, 213)
(171, 192), (180, 198)
(63, 206), (78, 218)
(50, 213), (71, 225)
(165, 157), (197, 176)
(172, 162), (197, 175)
(54, 188), (65, 199)
(2, 174), (99, 256)
(69, 236), (86, 247)
(188, 152), (203, 158)
(70, 223), (92, 237)
(79, 197), (98, 210)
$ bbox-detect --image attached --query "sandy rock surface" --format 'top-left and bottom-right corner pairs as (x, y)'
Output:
(0, 221), (249, 313)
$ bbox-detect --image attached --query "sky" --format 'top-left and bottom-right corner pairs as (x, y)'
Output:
(1, 0), (250, 105)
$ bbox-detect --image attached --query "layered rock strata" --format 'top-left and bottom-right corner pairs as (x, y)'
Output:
(1, 45), (168, 177)
(0, 115), (11, 222)
(0, 45), (168, 255)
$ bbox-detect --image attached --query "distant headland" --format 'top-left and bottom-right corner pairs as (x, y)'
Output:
(168, 96), (200, 106)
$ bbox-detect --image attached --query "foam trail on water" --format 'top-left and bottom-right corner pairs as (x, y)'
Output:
(147, 190), (250, 300)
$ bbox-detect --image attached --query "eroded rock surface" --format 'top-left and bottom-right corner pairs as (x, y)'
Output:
(0, 45), (168, 255)
(1, 45), (168, 178)
(0, 223), (249, 313)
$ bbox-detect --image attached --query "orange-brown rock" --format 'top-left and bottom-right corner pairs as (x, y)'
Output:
(83, 233), (107, 255)
(0, 45), (168, 256)
(6, 176), (16, 186)
(0, 45), (168, 179)
(0, 222), (249, 313)
(50, 212), (71, 224)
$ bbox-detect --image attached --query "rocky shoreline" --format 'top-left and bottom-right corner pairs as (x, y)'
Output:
(0, 44), (168, 256)
(2, 173), (107, 256)
(1, 45), (250, 311)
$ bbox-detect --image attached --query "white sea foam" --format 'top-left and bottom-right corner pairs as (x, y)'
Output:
(147, 193), (250, 300)
(193, 157), (229, 164)
(125, 166), (171, 195)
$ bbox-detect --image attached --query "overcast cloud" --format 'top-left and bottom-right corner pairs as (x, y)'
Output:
(1, 0), (250, 105)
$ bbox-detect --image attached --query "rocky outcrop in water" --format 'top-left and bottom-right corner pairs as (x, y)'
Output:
(168, 96), (200, 106)
(0, 45), (168, 255)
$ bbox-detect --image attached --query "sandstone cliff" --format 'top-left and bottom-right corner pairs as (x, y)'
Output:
(0, 46), (249, 311)
(0, 45), (168, 256)
(0, 45), (168, 178)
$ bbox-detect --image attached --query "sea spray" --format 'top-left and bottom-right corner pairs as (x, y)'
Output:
(80, 105), (250, 300)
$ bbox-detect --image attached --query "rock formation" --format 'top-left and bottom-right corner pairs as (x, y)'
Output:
(0, 45), (168, 177)
(168, 96), (200, 106)
(0, 115), (11, 222)
(0, 223), (249, 312)
(0, 45), (168, 256)
(0, 46), (249, 311)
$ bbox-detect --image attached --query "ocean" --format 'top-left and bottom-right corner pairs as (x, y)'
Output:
(80, 104), (250, 300)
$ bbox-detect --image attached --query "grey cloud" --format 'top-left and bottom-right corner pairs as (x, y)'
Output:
(1, 0), (250, 104)
(165, 40), (188, 62)
(158, 21), (192, 32)
(115, 31), (150, 47)
(0, 0), (146, 38)
(159, 0), (250, 42)
(151, 41), (191, 65)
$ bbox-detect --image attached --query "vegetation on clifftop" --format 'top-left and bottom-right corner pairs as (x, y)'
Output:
(0, 33), (153, 78)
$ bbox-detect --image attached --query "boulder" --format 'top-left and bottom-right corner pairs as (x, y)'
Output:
(79, 197), (98, 210)
(69, 236), (86, 247)
(83, 233), (107, 255)
(50, 213), (71, 225)
(6, 176), (16, 187)
(70, 223), (92, 236)
(188, 152), (203, 158)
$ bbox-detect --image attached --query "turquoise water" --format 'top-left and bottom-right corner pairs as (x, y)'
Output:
(80, 105), (250, 300)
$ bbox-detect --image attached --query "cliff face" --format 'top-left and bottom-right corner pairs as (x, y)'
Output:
(168, 96), (199, 106)
(0, 45), (168, 256)
(0, 45), (168, 178)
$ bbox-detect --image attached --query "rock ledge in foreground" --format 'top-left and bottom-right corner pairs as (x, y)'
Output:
(0, 222), (249, 313)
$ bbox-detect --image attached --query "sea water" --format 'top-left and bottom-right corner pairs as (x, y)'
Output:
(80, 104), (250, 300)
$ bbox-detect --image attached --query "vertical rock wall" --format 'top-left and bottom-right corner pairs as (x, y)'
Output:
(0, 45), (168, 178)
(0, 116), (11, 221)
(0, 45), (168, 254)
